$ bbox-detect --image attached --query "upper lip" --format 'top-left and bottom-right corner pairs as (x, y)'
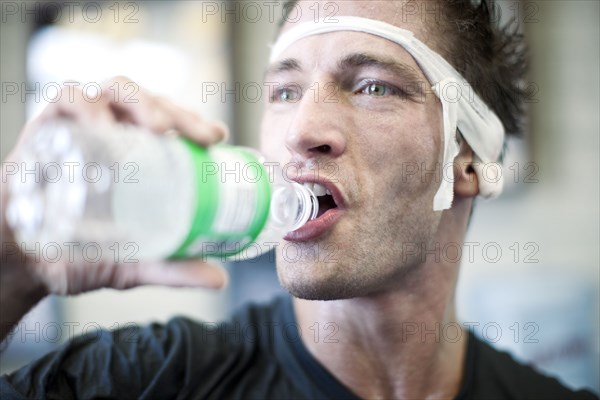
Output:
(290, 175), (346, 210)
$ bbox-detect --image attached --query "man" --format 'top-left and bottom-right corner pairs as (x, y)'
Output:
(0, 0), (597, 398)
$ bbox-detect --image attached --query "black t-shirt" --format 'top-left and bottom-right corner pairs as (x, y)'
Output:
(1, 295), (597, 399)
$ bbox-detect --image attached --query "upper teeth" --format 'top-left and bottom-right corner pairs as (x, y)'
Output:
(304, 182), (328, 196)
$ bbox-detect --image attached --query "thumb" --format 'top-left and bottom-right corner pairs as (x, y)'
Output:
(129, 260), (229, 289)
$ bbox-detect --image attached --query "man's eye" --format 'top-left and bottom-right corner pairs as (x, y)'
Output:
(275, 87), (301, 102)
(363, 83), (388, 96)
(357, 80), (409, 99)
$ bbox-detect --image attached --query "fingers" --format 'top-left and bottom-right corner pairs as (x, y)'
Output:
(120, 260), (229, 290)
(102, 76), (228, 146)
(155, 96), (229, 146)
(29, 256), (229, 296)
(19, 76), (228, 150)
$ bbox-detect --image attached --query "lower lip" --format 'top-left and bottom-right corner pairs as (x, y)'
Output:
(283, 208), (344, 242)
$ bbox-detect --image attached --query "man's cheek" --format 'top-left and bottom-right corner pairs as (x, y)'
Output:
(259, 135), (285, 162)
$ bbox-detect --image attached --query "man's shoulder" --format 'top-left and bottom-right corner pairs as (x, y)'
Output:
(467, 333), (598, 400)
(0, 295), (296, 400)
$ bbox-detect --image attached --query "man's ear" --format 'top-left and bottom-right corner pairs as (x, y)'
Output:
(454, 134), (479, 198)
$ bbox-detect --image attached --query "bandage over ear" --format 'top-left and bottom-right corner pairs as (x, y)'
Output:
(270, 16), (505, 210)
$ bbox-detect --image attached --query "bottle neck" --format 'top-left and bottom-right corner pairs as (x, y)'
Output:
(227, 146), (319, 233)
(289, 182), (319, 231)
(268, 181), (319, 233)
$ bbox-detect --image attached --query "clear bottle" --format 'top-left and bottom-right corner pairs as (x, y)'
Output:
(5, 119), (318, 263)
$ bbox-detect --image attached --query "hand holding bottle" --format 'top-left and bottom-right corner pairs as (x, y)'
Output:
(1, 77), (229, 340)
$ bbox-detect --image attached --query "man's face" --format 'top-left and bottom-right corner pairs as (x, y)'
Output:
(261, 0), (445, 300)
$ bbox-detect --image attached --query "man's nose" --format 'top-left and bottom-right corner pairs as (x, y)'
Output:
(284, 82), (348, 160)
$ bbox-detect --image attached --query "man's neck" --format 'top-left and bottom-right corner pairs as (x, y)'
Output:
(292, 200), (473, 399)
(293, 265), (467, 399)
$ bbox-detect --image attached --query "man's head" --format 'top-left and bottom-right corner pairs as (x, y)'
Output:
(260, 0), (527, 300)
(276, 0), (527, 137)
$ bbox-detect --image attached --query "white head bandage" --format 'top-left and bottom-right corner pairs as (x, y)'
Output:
(270, 16), (505, 210)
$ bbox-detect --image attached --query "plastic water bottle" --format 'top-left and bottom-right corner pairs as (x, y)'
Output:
(5, 119), (319, 262)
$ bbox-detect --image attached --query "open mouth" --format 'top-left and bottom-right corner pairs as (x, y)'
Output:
(284, 180), (344, 241)
(302, 182), (338, 218)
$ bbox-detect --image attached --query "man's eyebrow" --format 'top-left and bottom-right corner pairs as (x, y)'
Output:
(265, 58), (302, 78)
(264, 53), (427, 89)
(338, 52), (424, 83)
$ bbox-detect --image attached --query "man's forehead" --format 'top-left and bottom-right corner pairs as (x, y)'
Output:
(267, 32), (427, 86)
(284, 0), (434, 46)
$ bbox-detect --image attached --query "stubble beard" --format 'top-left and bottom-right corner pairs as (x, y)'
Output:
(275, 232), (430, 301)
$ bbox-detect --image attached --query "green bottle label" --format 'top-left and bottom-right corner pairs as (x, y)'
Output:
(170, 141), (271, 258)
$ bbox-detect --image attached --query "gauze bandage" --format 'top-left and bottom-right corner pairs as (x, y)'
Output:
(270, 16), (505, 210)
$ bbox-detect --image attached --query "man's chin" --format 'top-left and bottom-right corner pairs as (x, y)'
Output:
(275, 254), (418, 301)
(277, 265), (378, 301)
(282, 282), (365, 301)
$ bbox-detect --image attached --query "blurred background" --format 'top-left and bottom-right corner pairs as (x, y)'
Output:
(1, 0), (598, 394)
